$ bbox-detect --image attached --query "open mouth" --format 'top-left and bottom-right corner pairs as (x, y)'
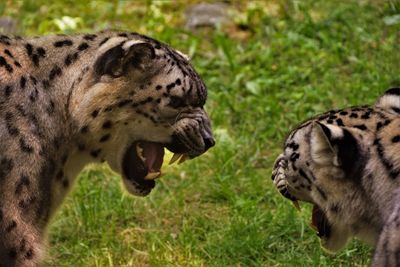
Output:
(311, 205), (331, 238)
(289, 199), (332, 239)
(122, 140), (189, 193)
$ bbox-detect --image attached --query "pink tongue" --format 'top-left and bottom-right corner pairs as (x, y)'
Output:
(141, 142), (164, 172)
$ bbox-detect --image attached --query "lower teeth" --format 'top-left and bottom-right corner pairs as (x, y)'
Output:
(178, 154), (188, 164)
(144, 172), (161, 180)
(169, 153), (182, 165)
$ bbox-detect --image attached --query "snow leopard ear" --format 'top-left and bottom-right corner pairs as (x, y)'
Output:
(310, 122), (338, 166)
(310, 122), (359, 175)
(94, 41), (156, 78)
(375, 88), (400, 115)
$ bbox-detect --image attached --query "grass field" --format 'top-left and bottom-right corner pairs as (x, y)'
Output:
(2, 0), (400, 266)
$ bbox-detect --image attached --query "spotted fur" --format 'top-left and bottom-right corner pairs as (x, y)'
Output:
(0, 31), (214, 266)
(272, 88), (400, 266)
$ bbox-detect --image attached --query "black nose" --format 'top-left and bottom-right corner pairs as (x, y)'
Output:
(203, 137), (215, 151)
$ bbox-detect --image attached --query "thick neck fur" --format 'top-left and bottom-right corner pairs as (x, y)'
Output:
(0, 33), (116, 265)
(0, 32), (147, 226)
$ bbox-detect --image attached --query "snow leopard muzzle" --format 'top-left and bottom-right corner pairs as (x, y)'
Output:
(167, 108), (214, 158)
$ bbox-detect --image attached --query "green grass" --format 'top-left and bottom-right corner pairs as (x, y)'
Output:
(3, 0), (400, 266)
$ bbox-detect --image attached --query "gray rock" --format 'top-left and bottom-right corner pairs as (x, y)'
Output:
(185, 3), (230, 30)
(0, 16), (18, 34)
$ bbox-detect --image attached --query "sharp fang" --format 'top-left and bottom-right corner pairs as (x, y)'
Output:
(136, 143), (146, 162)
(169, 153), (182, 165)
(310, 223), (318, 231)
(292, 200), (301, 211)
(144, 172), (161, 180)
(178, 154), (188, 165)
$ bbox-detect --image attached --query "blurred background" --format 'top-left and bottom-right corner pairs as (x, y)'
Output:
(1, 0), (399, 266)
